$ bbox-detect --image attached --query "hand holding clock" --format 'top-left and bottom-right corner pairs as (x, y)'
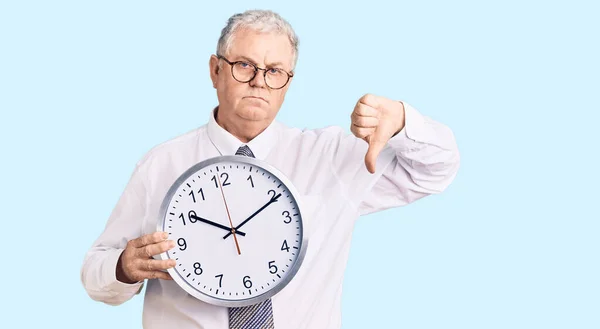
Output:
(116, 212), (247, 284)
(116, 231), (177, 283)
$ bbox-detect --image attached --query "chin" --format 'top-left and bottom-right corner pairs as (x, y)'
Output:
(236, 105), (270, 121)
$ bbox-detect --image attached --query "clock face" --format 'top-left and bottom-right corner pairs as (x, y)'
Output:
(156, 155), (308, 307)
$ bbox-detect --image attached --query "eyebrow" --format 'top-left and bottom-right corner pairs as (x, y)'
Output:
(236, 55), (286, 69)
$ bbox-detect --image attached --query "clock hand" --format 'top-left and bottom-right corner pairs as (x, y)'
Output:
(216, 172), (242, 255)
(222, 193), (282, 240)
(188, 214), (246, 236)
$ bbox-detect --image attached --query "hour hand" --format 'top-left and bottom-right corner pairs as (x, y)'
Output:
(189, 214), (246, 236)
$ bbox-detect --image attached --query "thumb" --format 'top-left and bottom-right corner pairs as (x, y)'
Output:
(365, 135), (386, 174)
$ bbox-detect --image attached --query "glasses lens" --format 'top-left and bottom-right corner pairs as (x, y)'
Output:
(232, 62), (256, 82)
(265, 69), (289, 89)
(231, 61), (290, 89)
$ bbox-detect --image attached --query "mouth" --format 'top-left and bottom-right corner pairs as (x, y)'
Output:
(245, 96), (269, 104)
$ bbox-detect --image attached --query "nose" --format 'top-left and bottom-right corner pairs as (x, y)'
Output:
(249, 69), (267, 88)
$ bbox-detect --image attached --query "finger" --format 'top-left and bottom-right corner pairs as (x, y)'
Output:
(352, 115), (379, 128)
(353, 103), (379, 117)
(351, 125), (375, 139)
(131, 231), (169, 248)
(136, 240), (175, 258)
(365, 136), (387, 174)
(145, 258), (177, 271)
(358, 93), (381, 109)
(143, 270), (173, 281)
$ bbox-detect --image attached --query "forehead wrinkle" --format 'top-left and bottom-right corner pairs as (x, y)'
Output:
(227, 31), (293, 70)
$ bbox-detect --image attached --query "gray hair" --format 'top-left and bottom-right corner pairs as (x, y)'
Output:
(217, 10), (299, 70)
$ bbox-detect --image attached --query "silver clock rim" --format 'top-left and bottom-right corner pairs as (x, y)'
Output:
(155, 155), (309, 308)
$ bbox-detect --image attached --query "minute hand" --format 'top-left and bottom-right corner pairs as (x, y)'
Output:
(222, 193), (282, 239)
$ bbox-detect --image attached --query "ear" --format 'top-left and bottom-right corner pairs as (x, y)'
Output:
(209, 55), (220, 89)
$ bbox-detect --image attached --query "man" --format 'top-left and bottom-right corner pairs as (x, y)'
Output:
(81, 9), (460, 329)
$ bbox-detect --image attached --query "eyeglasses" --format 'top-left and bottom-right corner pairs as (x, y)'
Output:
(217, 55), (294, 90)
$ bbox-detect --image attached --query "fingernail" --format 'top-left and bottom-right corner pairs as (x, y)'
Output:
(162, 232), (169, 239)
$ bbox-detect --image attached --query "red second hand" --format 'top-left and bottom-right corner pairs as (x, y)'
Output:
(216, 172), (241, 255)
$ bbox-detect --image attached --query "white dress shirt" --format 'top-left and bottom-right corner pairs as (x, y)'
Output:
(81, 101), (460, 329)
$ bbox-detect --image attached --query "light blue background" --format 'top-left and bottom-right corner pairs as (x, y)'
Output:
(1, 0), (598, 328)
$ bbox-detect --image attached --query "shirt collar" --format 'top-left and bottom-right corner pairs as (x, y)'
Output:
(207, 107), (279, 160)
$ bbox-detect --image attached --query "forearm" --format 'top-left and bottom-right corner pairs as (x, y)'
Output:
(80, 160), (149, 304)
(352, 101), (460, 214)
(81, 246), (143, 305)
(387, 102), (460, 193)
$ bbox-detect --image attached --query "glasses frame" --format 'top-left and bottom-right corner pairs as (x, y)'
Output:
(217, 55), (294, 90)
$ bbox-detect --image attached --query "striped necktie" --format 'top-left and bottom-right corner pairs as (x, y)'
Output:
(229, 145), (275, 329)
(235, 145), (256, 158)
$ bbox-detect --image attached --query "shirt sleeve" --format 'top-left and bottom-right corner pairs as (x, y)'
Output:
(330, 101), (461, 216)
(80, 161), (148, 305)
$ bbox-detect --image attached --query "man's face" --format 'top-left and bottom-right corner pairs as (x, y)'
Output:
(210, 28), (294, 124)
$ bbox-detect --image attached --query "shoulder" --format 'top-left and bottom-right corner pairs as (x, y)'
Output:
(135, 125), (208, 170)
